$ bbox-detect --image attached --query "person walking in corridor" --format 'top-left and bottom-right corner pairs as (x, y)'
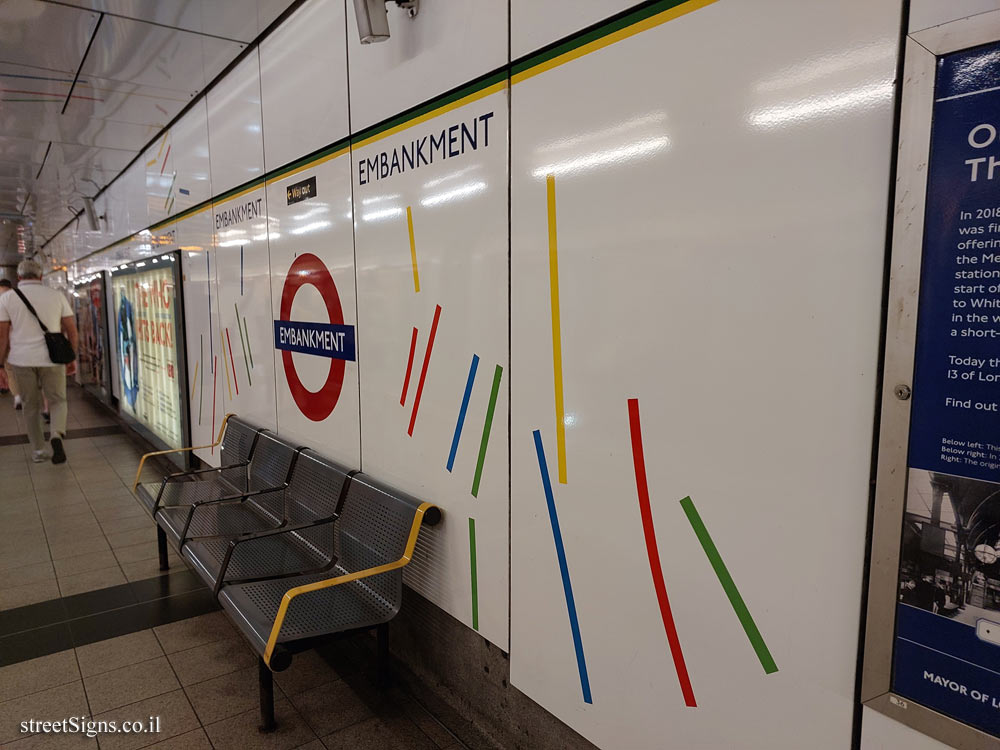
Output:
(0, 260), (78, 464)
(0, 278), (24, 410)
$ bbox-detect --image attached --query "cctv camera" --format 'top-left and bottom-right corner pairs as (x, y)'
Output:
(354, 0), (418, 44)
(354, 0), (390, 43)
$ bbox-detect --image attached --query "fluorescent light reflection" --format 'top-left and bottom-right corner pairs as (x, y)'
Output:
(420, 181), (486, 207)
(749, 80), (891, 129)
(536, 113), (667, 154)
(532, 137), (670, 178)
(290, 221), (331, 235)
(754, 44), (895, 93)
(362, 207), (403, 223)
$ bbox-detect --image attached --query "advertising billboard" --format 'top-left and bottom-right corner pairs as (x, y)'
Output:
(73, 273), (111, 403)
(109, 253), (189, 461)
(888, 42), (1000, 740)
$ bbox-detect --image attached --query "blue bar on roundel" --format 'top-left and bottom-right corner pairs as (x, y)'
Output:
(273, 320), (356, 361)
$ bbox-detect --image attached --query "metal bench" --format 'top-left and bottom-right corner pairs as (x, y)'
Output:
(132, 414), (262, 516)
(216, 473), (440, 731)
(180, 449), (355, 595)
(154, 431), (302, 553)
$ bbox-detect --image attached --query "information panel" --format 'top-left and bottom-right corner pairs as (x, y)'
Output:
(73, 273), (111, 403)
(893, 42), (1000, 739)
(109, 254), (189, 460)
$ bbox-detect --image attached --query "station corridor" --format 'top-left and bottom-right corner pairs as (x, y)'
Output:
(0, 387), (467, 750)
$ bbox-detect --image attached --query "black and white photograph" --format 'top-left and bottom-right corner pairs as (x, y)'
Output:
(899, 469), (1000, 628)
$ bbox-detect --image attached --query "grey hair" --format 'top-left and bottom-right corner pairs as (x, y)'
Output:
(17, 259), (43, 279)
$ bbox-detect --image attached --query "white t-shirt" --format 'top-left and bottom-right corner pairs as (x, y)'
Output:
(0, 281), (73, 367)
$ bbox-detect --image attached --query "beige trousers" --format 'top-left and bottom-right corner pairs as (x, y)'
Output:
(9, 365), (67, 452)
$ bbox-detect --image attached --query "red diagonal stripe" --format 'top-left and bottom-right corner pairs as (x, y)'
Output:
(628, 397), (697, 707)
(160, 144), (171, 174)
(226, 327), (239, 395)
(407, 305), (441, 436)
(400, 326), (418, 406)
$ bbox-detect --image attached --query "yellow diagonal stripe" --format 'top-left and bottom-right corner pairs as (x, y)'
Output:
(406, 206), (420, 293)
(190, 360), (199, 402)
(547, 174), (567, 484)
(512, 0), (717, 85)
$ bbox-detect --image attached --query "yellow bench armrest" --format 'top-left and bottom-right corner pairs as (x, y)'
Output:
(263, 502), (438, 666)
(132, 414), (234, 491)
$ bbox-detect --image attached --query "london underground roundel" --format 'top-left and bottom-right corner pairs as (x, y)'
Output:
(273, 253), (356, 422)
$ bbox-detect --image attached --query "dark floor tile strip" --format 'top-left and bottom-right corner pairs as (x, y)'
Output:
(0, 589), (219, 668)
(0, 570), (207, 637)
(0, 622), (75, 668)
(69, 588), (219, 649)
(0, 424), (122, 446)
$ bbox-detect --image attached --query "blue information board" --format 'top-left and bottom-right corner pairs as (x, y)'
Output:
(893, 42), (1000, 739)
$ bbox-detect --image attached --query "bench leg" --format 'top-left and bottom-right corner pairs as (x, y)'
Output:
(258, 657), (276, 733)
(376, 623), (390, 689)
(156, 527), (169, 571)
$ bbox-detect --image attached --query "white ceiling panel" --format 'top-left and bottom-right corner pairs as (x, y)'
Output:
(0, 101), (158, 149)
(0, 135), (48, 164)
(0, 0), (98, 73)
(69, 75), (192, 127)
(1, 0), (292, 262)
(82, 14), (244, 93)
(55, 0), (295, 43)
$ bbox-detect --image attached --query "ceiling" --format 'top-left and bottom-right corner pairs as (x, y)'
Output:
(0, 0), (296, 268)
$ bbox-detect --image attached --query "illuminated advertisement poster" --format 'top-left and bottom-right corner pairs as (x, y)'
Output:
(73, 273), (110, 403)
(892, 42), (1000, 739)
(109, 254), (189, 458)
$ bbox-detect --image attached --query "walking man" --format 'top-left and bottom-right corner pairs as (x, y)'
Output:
(0, 260), (78, 463)
(0, 278), (23, 410)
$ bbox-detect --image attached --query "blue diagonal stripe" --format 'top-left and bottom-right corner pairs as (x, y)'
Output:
(533, 429), (593, 704)
(447, 354), (479, 472)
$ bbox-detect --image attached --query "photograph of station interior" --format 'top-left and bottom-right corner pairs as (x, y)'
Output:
(1, 0), (998, 749)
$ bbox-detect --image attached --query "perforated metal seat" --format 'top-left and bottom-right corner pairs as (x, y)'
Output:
(182, 450), (352, 593)
(134, 416), (261, 516)
(154, 431), (300, 551)
(218, 473), (440, 669)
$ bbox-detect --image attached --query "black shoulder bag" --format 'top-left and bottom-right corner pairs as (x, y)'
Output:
(11, 287), (76, 364)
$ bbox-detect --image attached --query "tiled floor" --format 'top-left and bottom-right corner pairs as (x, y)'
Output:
(0, 612), (465, 750)
(0, 384), (117, 441)
(0, 393), (180, 611)
(0, 388), (470, 750)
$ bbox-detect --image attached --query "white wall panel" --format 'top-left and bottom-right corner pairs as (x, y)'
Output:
(510, 1), (900, 748)
(860, 708), (950, 750)
(123, 160), (148, 237)
(146, 100), (213, 225)
(512, 0), (637, 58)
(207, 51), (265, 195)
(177, 208), (222, 465)
(354, 91), (509, 648)
(345, 0), (506, 132)
(211, 185), (277, 431)
(260, 0), (349, 170)
(909, 0), (1000, 32)
(266, 150), (360, 466)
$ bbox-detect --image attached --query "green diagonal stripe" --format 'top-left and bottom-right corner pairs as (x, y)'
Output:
(471, 365), (502, 497)
(469, 517), (479, 631)
(235, 303), (252, 386)
(680, 496), (778, 674)
(243, 316), (254, 368)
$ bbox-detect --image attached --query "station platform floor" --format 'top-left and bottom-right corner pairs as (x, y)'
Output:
(0, 385), (466, 750)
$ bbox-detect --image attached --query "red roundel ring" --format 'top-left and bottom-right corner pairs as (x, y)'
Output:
(279, 252), (345, 422)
